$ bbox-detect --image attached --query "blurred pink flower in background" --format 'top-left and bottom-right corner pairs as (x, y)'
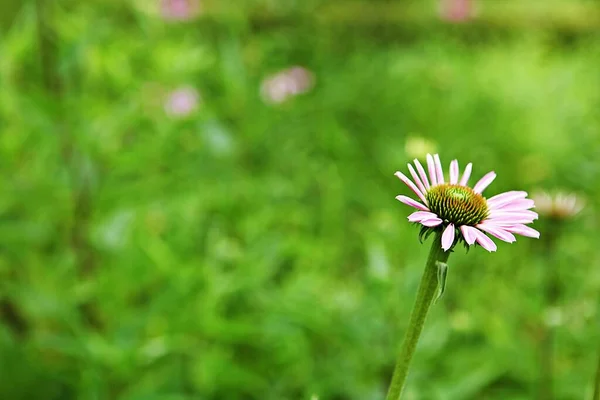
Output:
(532, 191), (584, 220)
(439, 0), (474, 23)
(161, 0), (202, 21)
(164, 86), (200, 117)
(260, 66), (315, 104)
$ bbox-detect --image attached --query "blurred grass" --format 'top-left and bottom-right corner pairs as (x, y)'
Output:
(1, 0), (600, 399)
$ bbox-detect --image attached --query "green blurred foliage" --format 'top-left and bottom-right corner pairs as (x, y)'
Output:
(1, 1), (600, 399)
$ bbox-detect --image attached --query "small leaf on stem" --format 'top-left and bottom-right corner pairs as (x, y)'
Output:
(434, 261), (448, 304)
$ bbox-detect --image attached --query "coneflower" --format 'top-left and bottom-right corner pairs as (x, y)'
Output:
(260, 66), (314, 104)
(164, 86), (200, 118)
(395, 153), (540, 252)
(532, 190), (584, 221)
(160, 0), (202, 21)
(386, 154), (539, 399)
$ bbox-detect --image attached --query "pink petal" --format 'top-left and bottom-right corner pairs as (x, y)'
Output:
(501, 224), (541, 238)
(487, 191), (528, 207)
(407, 164), (427, 200)
(434, 154), (445, 184)
(485, 217), (536, 225)
(477, 223), (516, 243)
(473, 171), (496, 194)
(449, 160), (459, 184)
(395, 195), (429, 211)
(408, 211), (439, 222)
(460, 225), (477, 245)
(421, 218), (443, 227)
(441, 223), (455, 251)
(413, 159), (430, 190)
(459, 162), (472, 186)
(471, 228), (497, 252)
(426, 154), (438, 186)
(489, 209), (538, 219)
(494, 198), (535, 211)
(487, 210), (539, 224)
(395, 171), (427, 204)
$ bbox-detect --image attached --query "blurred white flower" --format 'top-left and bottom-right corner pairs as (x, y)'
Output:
(543, 306), (564, 328)
(164, 86), (200, 117)
(439, 0), (474, 23)
(532, 190), (584, 220)
(260, 66), (315, 104)
(404, 136), (437, 160)
(160, 0), (202, 21)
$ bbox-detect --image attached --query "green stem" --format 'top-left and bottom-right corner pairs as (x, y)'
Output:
(385, 233), (450, 400)
(539, 223), (560, 400)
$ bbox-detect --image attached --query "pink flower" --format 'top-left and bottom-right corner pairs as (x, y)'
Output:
(161, 0), (202, 21)
(532, 190), (584, 220)
(164, 86), (200, 117)
(395, 154), (540, 252)
(260, 66), (315, 104)
(439, 0), (473, 23)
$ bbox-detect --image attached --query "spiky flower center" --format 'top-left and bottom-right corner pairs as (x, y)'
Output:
(426, 184), (489, 226)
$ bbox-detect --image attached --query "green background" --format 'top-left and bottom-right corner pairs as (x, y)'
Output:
(1, 1), (599, 399)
